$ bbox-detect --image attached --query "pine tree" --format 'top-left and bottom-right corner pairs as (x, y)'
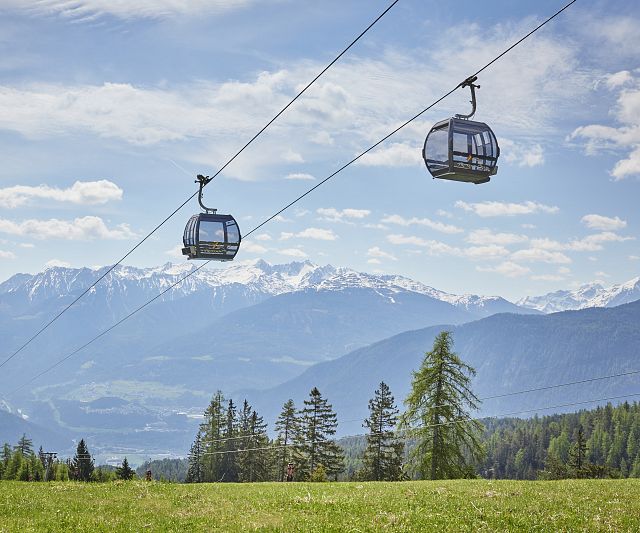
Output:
(14, 434), (33, 456)
(219, 399), (239, 482)
(568, 426), (588, 478)
(71, 439), (94, 481)
(400, 331), (484, 479)
(360, 381), (404, 481)
(186, 431), (204, 483)
(274, 399), (300, 482)
(296, 387), (344, 480)
(116, 457), (135, 480)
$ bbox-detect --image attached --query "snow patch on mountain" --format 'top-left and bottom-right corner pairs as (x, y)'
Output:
(518, 277), (640, 313)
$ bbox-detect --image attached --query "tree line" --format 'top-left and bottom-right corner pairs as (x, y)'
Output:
(5, 330), (639, 483)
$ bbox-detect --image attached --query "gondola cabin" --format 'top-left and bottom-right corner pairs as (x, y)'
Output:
(182, 213), (241, 261)
(423, 117), (499, 184)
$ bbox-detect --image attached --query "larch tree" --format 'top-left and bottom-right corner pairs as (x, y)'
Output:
(360, 381), (404, 481)
(296, 387), (344, 480)
(400, 330), (484, 479)
(274, 399), (300, 481)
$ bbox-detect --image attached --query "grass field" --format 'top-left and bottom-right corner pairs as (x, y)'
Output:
(1, 479), (639, 532)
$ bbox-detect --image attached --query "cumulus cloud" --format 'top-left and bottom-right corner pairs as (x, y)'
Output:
(570, 71), (640, 180)
(466, 228), (528, 246)
(511, 248), (572, 264)
(242, 241), (268, 254)
(317, 208), (371, 223)
(280, 227), (337, 241)
(477, 261), (530, 278)
(500, 138), (545, 167)
(0, 249), (16, 259)
(386, 233), (506, 260)
(284, 173), (315, 181)
(357, 143), (421, 167)
(278, 248), (308, 258)
(367, 246), (397, 261)
(254, 233), (272, 241)
(44, 259), (71, 268)
(381, 214), (463, 234)
(455, 200), (559, 217)
(581, 214), (627, 231)
(0, 180), (123, 208)
(0, 216), (136, 240)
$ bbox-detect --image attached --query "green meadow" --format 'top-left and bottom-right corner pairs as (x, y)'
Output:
(1, 479), (639, 532)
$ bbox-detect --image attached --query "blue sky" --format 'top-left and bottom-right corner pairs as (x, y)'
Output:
(0, 0), (639, 300)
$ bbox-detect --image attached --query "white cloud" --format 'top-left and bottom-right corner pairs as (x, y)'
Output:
(278, 248), (308, 258)
(386, 233), (508, 261)
(242, 241), (268, 254)
(466, 228), (528, 246)
(0, 180), (123, 208)
(0, 216), (136, 240)
(477, 261), (530, 278)
(254, 233), (272, 241)
(0, 249), (16, 259)
(285, 173), (315, 181)
(456, 200), (559, 217)
(500, 138), (545, 167)
(570, 71), (640, 180)
(367, 246), (397, 261)
(530, 274), (565, 281)
(44, 259), (71, 268)
(2, 0), (263, 20)
(165, 245), (184, 259)
(603, 71), (633, 90)
(581, 214), (627, 231)
(629, 255), (640, 261)
(381, 214), (463, 234)
(568, 231), (634, 252)
(367, 258), (381, 265)
(436, 209), (453, 219)
(317, 207), (371, 223)
(280, 227), (337, 241)
(594, 270), (611, 278)
(357, 143), (421, 167)
(511, 248), (572, 264)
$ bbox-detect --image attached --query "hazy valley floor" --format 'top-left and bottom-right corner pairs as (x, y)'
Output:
(1, 479), (639, 532)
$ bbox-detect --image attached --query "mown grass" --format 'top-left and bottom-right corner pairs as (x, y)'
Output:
(1, 479), (639, 532)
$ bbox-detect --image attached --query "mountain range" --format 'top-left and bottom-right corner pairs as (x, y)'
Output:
(1, 260), (639, 463)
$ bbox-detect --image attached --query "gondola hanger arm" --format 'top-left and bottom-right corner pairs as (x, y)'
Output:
(455, 75), (480, 120)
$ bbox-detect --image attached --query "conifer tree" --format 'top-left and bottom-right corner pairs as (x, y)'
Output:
(199, 391), (226, 482)
(400, 331), (483, 479)
(275, 399), (300, 481)
(14, 433), (33, 456)
(0, 443), (10, 479)
(360, 381), (404, 481)
(219, 399), (239, 482)
(186, 431), (204, 483)
(116, 457), (135, 480)
(568, 426), (588, 478)
(296, 387), (344, 480)
(238, 405), (270, 482)
(71, 439), (94, 481)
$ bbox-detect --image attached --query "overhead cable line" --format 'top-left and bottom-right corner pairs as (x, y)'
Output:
(197, 367), (640, 447)
(5, 0), (578, 396)
(0, 0), (401, 372)
(197, 389), (640, 457)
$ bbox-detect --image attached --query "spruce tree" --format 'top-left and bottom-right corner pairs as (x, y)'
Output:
(296, 387), (344, 480)
(1, 443), (11, 479)
(568, 426), (588, 478)
(116, 457), (135, 480)
(274, 399), (300, 481)
(199, 391), (226, 482)
(219, 399), (239, 482)
(186, 431), (204, 483)
(400, 331), (483, 479)
(71, 439), (94, 481)
(238, 406), (270, 482)
(360, 381), (404, 481)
